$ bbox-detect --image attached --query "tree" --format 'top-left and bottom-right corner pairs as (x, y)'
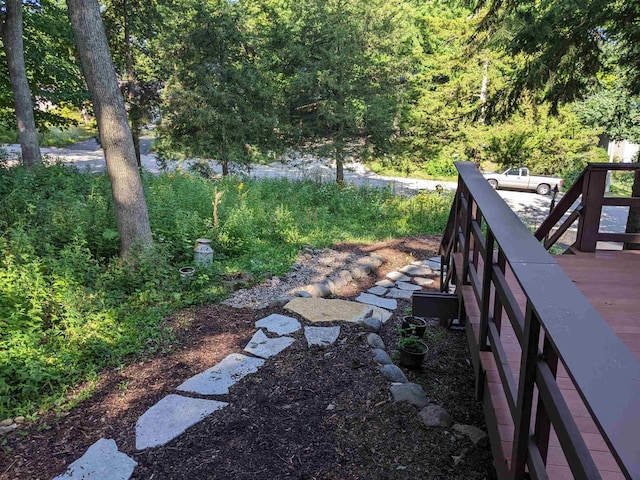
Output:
(156, 0), (278, 176)
(66, 0), (152, 257)
(263, 0), (416, 183)
(0, 0), (42, 166)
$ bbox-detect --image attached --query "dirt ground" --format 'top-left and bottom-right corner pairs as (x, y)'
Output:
(0, 236), (496, 480)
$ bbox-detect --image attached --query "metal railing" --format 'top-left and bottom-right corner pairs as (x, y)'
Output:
(440, 162), (640, 480)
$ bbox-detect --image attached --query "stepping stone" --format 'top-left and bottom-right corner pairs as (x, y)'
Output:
(244, 329), (295, 359)
(305, 326), (340, 347)
(372, 348), (393, 365)
(53, 439), (137, 480)
(413, 277), (435, 287)
(390, 383), (429, 408)
(386, 271), (410, 282)
(395, 281), (422, 291)
(367, 286), (388, 296)
(177, 353), (265, 395)
(355, 293), (397, 310)
(380, 364), (408, 383)
(375, 279), (395, 288)
(135, 395), (227, 450)
(256, 314), (301, 335)
(399, 265), (433, 276)
(385, 288), (413, 299)
(285, 297), (372, 323)
(370, 307), (393, 323)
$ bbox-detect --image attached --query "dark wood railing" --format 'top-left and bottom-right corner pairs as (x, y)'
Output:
(440, 162), (640, 480)
(535, 163), (640, 251)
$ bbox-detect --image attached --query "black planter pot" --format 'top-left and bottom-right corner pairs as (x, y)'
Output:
(401, 315), (428, 338)
(398, 340), (429, 369)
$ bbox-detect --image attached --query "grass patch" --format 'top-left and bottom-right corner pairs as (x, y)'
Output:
(39, 125), (97, 147)
(0, 164), (451, 418)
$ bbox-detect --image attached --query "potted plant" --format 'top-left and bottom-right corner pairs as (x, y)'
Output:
(397, 334), (429, 369)
(401, 315), (428, 338)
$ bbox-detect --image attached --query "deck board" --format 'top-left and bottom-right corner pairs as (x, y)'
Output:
(459, 249), (640, 479)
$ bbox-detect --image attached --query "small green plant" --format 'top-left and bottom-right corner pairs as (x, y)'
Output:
(396, 332), (425, 352)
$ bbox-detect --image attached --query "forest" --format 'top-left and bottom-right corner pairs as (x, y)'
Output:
(1, 0), (640, 419)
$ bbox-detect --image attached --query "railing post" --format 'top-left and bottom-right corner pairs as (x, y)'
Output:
(511, 302), (541, 479)
(575, 167), (607, 252)
(533, 335), (558, 465)
(476, 228), (495, 397)
(461, 189), (473, 285)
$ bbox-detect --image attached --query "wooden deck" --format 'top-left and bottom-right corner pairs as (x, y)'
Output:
(460, 249), (640, 480)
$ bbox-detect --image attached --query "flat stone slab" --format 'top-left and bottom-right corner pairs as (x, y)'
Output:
(285, 297), (372, 323)
(375, 279), (395, 288)
(395, 281), (422, 291)
(136, 395), (228, 450)
(385, 288), (413, 299)
(256, 314), (301, 335)
(399, 265), (433, 276)
(370, 307), (393, 323)
(244, 329), (295, 359)
(386, 271), (411, 282)
(413, 277), (435, 287)
(355, 293), (397, 311)
(367, 286), (388, 296)
(53, 438), (137, 480)
(177, 353), (265, 395)
(305, 326), (340, 347)
(390, 383), (429, 408)
(424, 260), (441, 271)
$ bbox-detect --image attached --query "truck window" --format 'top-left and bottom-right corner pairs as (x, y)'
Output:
(506, 169), (519, 176)
(520, 168), (529, 176)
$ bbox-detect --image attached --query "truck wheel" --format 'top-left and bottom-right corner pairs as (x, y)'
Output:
(536, 183), (550, 195)
(488, 179), (498, 190)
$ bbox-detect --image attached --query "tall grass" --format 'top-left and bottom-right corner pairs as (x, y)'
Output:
(0, 164), (451, 418)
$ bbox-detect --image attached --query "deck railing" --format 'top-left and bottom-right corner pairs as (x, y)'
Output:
(440, 162), (640, 479)
(535, 163), (640, 251)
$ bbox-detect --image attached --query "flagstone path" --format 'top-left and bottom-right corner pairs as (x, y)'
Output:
(53, 256), (445, 480)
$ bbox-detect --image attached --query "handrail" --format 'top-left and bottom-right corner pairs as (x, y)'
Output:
(441, 162), (640, 479)
(535, 162), (640, 251)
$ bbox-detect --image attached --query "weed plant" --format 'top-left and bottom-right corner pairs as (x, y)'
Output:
(0, 164), (451, 418)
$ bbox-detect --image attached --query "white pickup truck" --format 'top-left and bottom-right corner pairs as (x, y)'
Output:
(482, 167), (563, 195)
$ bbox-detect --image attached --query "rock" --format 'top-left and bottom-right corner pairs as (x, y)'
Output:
(424, 259), (442, 271)
(0, 424), (17, 436)
(350, 266), (368, 279)
(366, 333), (385, 349)
(452, 424), (489, 447)
(53, 438), (137, 480)
(368, 254), (384, 268)
(389, 383), (429, 408)
(355, 293), (398, 310)
(0, 419), (13, 427)
(419, 404), (453, 428)
(327, 276), (347, 293)
(244, 330), (296, 359)
(256, 314), (301, 335)
(413, 277), (435, 287)
(296, 290), (312, 298)
(363, 317), (382, 332)
(13, 416), (25, 425)
(305, 326), (341, 347)
(399, 265), (433, 276)
(135, 395), (228, 450)
(372, 349), (393, 365)
(339, 270), (353, 283)
(177, 353), (265, 395)
(375, 279), (395, 288)
(285, 297), (372, 323)
(380, 364), (408, 383)
(370, 307), (393, 323)
(367, 286), (388, 296)
(386, 271), (410, 282)
(395, 281), (422, 291)
(268, 296), (292, 308)
(305, 282), (331, 298)
(385, 288), (413, 299)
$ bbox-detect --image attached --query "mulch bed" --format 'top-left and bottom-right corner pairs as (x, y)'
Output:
(0, 236), (496, 480)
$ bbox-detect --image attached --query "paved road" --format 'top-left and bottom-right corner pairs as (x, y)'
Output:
(3, 141), (630, 246)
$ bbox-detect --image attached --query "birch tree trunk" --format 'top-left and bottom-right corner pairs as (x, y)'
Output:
(0, 0), (42, 167)
(66, 0), (153, 257)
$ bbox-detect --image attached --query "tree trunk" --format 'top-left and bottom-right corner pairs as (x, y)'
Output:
(335, 141), (344, 185)
(624, 168), (640, 250)
(222, 158), (229, 176)
(66, 0), (153, 257)
(0, 0), (42, 167)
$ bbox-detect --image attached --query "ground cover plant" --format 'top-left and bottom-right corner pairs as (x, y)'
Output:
(0, 163), (452, 419)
